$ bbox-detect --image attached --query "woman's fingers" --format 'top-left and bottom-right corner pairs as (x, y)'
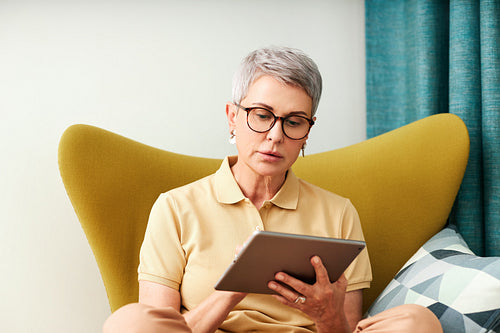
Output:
(310, 256), (331, 285)
(268, 276), (298, 298)
(267, 256), (348, 311)
(267, 256), (351, 329)
(267, 256), (335, 298)
(274, 272), (311, 296)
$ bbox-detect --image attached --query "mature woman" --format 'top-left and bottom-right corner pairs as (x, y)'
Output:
(104, 47), (442, 333)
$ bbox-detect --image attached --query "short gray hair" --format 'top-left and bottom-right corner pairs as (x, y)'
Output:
(232, 46), (323, 116)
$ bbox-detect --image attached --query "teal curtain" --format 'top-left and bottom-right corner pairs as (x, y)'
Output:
(366, 0), (500, 256)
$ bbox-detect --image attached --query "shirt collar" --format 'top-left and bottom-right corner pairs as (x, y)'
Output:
(215, 156), (246, 204)
(214, 156), (299, 209)
(271, 170), (299, 210)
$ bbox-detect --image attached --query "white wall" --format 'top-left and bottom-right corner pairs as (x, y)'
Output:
(0, 1), (366, 332)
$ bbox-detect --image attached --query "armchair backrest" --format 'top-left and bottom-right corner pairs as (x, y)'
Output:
(58, 113), (469, 312)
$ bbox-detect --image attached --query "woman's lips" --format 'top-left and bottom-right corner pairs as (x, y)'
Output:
(259, 150), (283, 160)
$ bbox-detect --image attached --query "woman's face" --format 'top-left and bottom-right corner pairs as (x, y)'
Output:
(227, 74), (314, 179)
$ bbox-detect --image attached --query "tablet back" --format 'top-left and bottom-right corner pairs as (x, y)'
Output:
(214, 231), (365, 294)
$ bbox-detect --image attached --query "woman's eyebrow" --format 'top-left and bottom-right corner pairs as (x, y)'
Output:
(250, 102), (309, 117)
(250, 102), (274, 110)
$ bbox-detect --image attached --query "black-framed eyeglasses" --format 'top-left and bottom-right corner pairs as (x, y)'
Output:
(235, 104), (315, 140)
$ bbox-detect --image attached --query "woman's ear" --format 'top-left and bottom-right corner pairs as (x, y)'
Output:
(226, 102), (238, 129)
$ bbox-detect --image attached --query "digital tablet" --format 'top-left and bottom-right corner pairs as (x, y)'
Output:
(214, 230), (365, 294)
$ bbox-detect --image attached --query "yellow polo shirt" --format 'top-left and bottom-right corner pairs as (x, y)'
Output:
(138, 156), (372, 332)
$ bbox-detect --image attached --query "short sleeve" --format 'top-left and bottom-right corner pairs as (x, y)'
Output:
(138, 193), (186, 290)
(340, 199), (373, 292)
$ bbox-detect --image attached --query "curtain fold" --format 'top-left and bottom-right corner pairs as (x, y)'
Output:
(366, 0), (499, 256)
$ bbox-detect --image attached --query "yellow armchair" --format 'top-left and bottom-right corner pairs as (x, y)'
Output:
(58, 113), (469, 312)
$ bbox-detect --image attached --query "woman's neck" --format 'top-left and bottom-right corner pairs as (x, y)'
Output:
(230, 162), (287, 209)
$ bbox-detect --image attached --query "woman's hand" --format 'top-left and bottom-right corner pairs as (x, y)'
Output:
(182, 243), (249, 333)
(268, 256), (352, 333)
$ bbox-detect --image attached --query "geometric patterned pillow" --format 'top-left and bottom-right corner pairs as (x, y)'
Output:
(365, 226), (500, 333)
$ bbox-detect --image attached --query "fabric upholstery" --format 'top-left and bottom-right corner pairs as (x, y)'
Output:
(58, 113), (469, 312)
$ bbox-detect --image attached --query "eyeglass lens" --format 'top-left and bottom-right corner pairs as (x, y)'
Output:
(247, 108), (311, 139)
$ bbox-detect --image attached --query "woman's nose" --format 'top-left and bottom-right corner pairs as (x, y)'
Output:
(266, 119), (285, 142)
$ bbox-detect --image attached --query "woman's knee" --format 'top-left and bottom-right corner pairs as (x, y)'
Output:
(103, 303), (191, 333)
(393, 304), (443, 333)
(356, 304), (442, 333)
